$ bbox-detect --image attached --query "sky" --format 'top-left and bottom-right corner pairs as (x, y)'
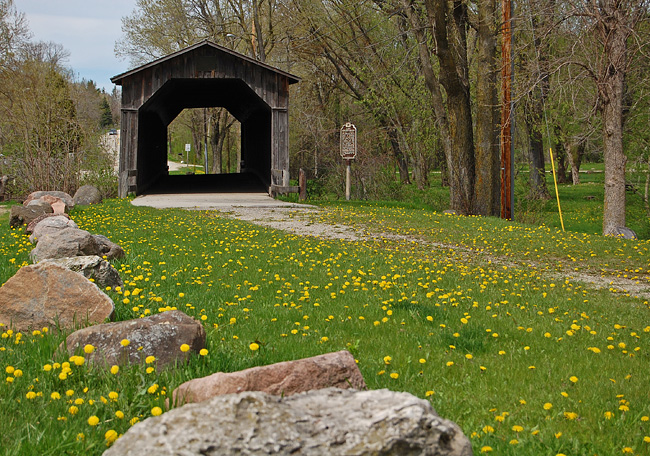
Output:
(15, 0), (137, 92)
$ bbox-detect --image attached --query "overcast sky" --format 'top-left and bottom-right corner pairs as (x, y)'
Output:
(16, 0), (137, 92)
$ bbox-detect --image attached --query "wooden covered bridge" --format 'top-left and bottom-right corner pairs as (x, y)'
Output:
(111, 40), (300, 198)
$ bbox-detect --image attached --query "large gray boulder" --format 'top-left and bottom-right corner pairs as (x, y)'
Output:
(92, 234), (125, 259)
(29, 216), (79, 243)
(0, 262), (115, 332)
(172, 350), (366, 406)
(104, 388), (472, 456)
(26, 198), (53, 211)
(10, 205), (52, 228)
(41, 255), (122, 288)
(30, 228), (99, 263)
(61, 310), (206, 368)
(73, 185), (102, 205)
(23, 190), (74, 209)
(26, 213), (73, 235)
(30, 228), (124, 263)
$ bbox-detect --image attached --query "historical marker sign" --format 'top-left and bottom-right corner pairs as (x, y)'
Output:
(340, 123), (357, 159)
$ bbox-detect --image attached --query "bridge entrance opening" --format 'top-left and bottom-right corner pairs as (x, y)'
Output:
(111, 41), (299, 197)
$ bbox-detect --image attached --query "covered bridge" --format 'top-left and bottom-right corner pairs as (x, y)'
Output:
(110, 40), (300, 197)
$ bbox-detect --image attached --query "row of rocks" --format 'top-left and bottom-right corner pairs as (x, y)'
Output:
(10, 186), (101, 229)
(1, 190), (472, 455)
(1, 190), (122, 332)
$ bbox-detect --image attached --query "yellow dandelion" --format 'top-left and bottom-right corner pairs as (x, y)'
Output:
(105, 429), (118, 445)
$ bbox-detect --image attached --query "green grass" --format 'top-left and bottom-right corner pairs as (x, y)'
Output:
(289, 162), (650, 239)
(1, 197), (649, 455)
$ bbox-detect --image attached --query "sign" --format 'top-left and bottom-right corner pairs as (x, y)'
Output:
(185, 143), (191, 152)
(340, 123), (357, 159)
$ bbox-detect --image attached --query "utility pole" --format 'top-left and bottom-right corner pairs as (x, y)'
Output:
(500, 0), (514, 220)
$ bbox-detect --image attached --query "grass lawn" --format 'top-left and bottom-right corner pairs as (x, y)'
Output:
(0, 195), (649, 455)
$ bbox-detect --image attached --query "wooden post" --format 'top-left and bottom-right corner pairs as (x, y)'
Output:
(299, 168), (307, 201)
(500, 0), (513, 220)
(345, 160), (352, 201)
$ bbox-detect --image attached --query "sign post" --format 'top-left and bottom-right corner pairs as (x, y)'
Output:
(184, 143), (191, 167)
(340, 123), (357, 201)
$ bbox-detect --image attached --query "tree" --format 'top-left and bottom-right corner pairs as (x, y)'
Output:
(400, 0), (476, 214)
(99, 97), (114, 129)
(287, 0), (421, 185)
(566, 1), (648, 235)
(517, 0), (554, 199)
(475, 0), (501, 215)
(0, 0), (29, 67)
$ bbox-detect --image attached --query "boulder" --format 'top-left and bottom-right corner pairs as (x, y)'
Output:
(29, 228), (124, 262)
(42, 256), (123, 288)
(23, 191), (74, 209)
(26, 213), (72, 236)
(28, 216), (78, 243)
(26, 199), (53, 211)
(92, 234), (125, 259)
(62, 310), (205, 368)
(0, 262), (114, 332)
(172, 350), (365, 406)
(10, 205), (52, 228)
(50, 200), (66, 215)
(30, 228), (99, 263)
(104, 388), (472, 456)
(73, 185), (102, 205)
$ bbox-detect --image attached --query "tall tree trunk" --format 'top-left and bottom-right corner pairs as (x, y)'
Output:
(643, 158), (650, 217)
(554, 138), (569, 184)
(385, 122), (411, 184)
(522, 2), (552, 200)
(527, 123), (548, 197)
(447, 91), (476, 213)
(567, 140), (585, 185)
(602, 76), (627, 234)
(210, 120), (224, 174)
(474, 0), (500, 216)
(596, 2), (629, 235)
(402, 0), (475, 214)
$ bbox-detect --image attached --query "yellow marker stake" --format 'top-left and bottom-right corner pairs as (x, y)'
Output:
(548, 147), (565, 232)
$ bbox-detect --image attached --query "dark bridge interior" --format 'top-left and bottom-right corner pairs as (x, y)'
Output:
(137, 78), (271, 194)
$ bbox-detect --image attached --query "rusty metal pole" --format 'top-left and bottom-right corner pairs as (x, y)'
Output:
(500, 0), (513, 220)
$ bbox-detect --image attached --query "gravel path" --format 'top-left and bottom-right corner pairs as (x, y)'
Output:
(214, 205), (650, 301)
